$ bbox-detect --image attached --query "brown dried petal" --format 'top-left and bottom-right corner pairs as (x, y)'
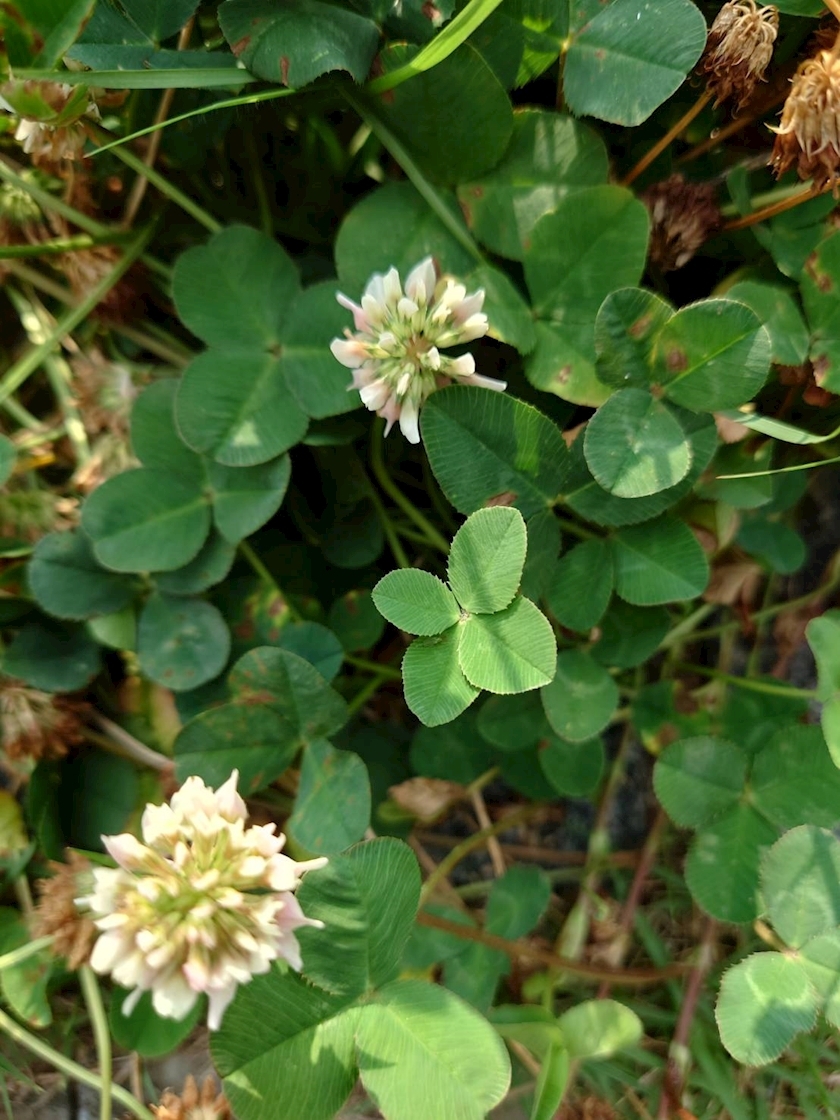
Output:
(702, 0), (779, 111)
(152, 1076), (231, 1120)
(1, 683), (88, 762)
(389, 777), (465, 822)
(33, 851), (97, 970)
(771, 49), (840, 191)
(642, 174), (722, 271)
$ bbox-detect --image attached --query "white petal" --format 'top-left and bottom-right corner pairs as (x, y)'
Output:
(330, 337), (367, 368)
(397, 297), (419, 319)
(459, 373), (507, 392)
(382, 267), (403, 306)
(405, 258), (436, 305)
(452, 290), (485, 323)
(214, 769), (247, 820)
(121, 987), (145, 1018)
(206, 983), (238, 1031)
(151, 972), (199, 1022)
(103, 833), (149, 870)
(141, 802), (178, 846)
(336, 292), (371, 332)
(275, 931), (303, 972)
(380, 396), (401, 437)
(399, 398), (421, 444)
(359, 379), (392, 412)
(456, 314), (489, 342)
(90, 931), (127, 975)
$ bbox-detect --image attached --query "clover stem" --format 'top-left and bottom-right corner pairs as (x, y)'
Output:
(0, 937), (54, 971)
(0, 1003), (153, 1120)
(622, 91), (713, 187)
(722, 180), (831, 230)
(80, 966), (113, 1120)
(370, 419), (450, 555)
(367, 480), (411, 569)
(237, 541), (302, 621)
(672, 660), (819, 697)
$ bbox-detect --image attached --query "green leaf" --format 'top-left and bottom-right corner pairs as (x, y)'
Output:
(521, 510), (561, 603)
(335, 182), (475, 297)
(0, 910), (53, 1027)
(15, 0), (96, 69)
(373, 569), (461, 636)
(761, 826), (840, 948)
(651, 299), (771, 412)
(109, 988), (204, 1059)
(654, 737), (747, 830)
(328, 590), (385, 653)
(584, 389), (691, 498)
(538, 734), (604, 797)
(540, 649), (618, 743)
(524, 188), (649, 405)
(801, 229), (840, 392)
(130, 379), (204, 484)
(72, 0), (199, 48)
(82, 468), (210, 574)
(372, 44), (513, 185)
(799, 930), (840, 1029)
(459, 596), (556, 693)
(3, 619), (100, 692)
(563, 0), (706, 126)
(175, 647), (348, 792)
(288, 740), (371, 855)
(277, 622), (344, 683)
(411, 709), (496, 783)
(87, 607), (136, 652)
(457, 108), (608, 259)
(356, 979), (511, 1120)
(137, 593), (230, 692)
(173, 224), (299, 351)
(281, 282), (362, 419)
(448, 507), (527, 614)
(296, 838), (420, 998)
(736, 517), (806, 576)
(0, 435), (14, 488)
(750, 725), (840, 831)
(176, 351), (308, 467)
(218, 0), (380, 86)
(402, 628), (480, 726)
(28, 529), (137, 620)
(725, 281), (809, 367)
(565, 408), (718, 528)
(154, 532), (236, 596)
(716, 953), (818, 1065)
(591, 601), (670, 669)
(476, 692), (550, 751)
(685, 804), (777, 923)
(531, 1041), (570, 1120)
(807, 612), (840, 767)
(212, 970), (357, 1120)
(612, 516), (709, 605)
(594, 288), (674, 389)
(55, 750), (140, 852)
(545, 539), (613, 632)
(557, 999), (642, 1060)
(468, 262), (536, 353)
(422, 386), (570, 517)
(208, 456), (291, 544)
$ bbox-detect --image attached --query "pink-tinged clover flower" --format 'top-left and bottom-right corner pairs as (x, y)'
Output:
(330, 257), (505, 443)
(79, 770), (326, 1031)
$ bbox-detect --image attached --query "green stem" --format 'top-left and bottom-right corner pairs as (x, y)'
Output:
(657, 604), (716, 651)
(0, 228), (152, 408)
(344, 90), (483, 265)
(370, 420), (450, 554)
(244, 129), (273, 238)
(79, 966), (112, 1120)
(347, 670), (394, 716)
(0, 234), (129, 259)
(92, 126), (222, 234)
(673, 661), (818, 699)
(0, 937), (54, 971)
(554, 515), (596, 541)
(367, 482), (411, 568)
(345, 654), (402, 681)
(0, 1003), (153, 1120)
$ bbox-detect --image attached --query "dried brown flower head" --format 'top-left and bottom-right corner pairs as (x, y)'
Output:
(33, 851), (96, 969)
(702, 0), (779, 111)
(152, 1076), (231, 1120)
(771, 48), (840, 191)
(642, 174), (722, 271)
(1, 681), (87, 762)
(58, 245), (148, 325)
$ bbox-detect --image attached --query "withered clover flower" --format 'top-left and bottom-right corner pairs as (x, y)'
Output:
(152, 1075), (231, 1120)
(643, 174), (722, 271)
(771, 47), (840, 191)
(330, 257), (505, 443)
(79, 770), (327, 1031)
(702, 0), (779, 111)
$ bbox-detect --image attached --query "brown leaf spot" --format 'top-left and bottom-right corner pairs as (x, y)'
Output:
(485, 491), (517, 507)
(554, 364), (573, 385)
(628, 313), (653, 339)
(231, 36), (250, 56)
(280, 56), (290, 86)
(665, 347), (688, 372)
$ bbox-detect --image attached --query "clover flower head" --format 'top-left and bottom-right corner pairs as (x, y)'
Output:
(771, 48), (840, 191)
(80, 770), (326, 1031)
(702, 0), (779, 111)
(330, 257), (505, 443)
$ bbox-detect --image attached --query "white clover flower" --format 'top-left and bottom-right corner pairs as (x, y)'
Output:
(79, 770), (326, 1031)
(330, 257), (506, 443)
